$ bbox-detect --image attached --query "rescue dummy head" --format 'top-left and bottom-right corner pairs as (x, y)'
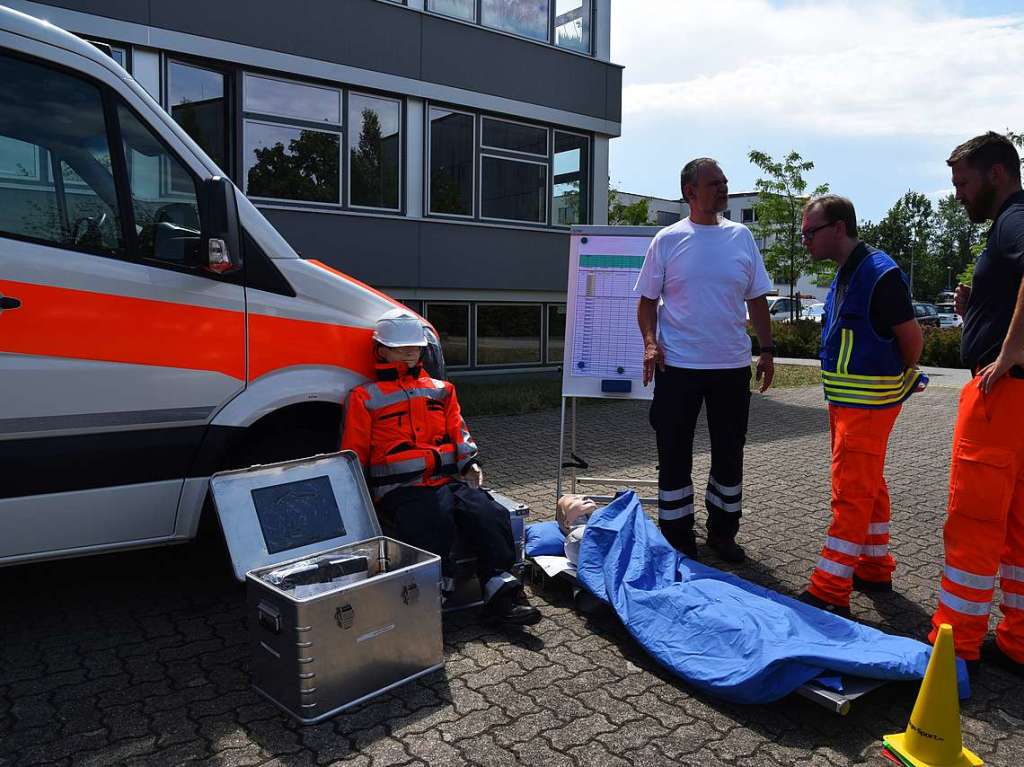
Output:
(557, 494), (597, 565)
(373, 309), (427, 367)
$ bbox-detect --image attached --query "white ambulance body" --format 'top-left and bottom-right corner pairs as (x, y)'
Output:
(0, 6), (441, 565)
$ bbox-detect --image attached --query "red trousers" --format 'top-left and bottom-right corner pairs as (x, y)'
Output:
(930, 376), (1024, 662)
(808, 404), (901, 607)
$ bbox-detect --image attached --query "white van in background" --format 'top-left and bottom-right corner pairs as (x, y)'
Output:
(0, 6), (443, 566)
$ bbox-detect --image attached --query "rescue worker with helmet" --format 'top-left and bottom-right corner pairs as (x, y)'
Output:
(342, 309), (541, 627)
(797, 194), (925, 618)
(929, 132), (1024, 674)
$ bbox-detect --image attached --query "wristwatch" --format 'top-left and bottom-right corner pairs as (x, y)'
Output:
(759, 346), (775, 355)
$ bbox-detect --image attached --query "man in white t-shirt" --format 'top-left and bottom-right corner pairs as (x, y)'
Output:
(635, 158), (775, 563)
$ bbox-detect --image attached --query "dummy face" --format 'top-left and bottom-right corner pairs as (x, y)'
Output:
(556, 494), (598, 533)
(378, 344), (423, 366)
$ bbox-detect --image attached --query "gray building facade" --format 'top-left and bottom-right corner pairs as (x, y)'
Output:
(11, 0), (621, 370)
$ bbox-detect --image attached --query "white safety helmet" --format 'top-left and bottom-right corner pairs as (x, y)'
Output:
(373, 308), (428, 348)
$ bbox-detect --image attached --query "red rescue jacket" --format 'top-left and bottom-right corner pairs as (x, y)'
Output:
(342, 362), (478, 501)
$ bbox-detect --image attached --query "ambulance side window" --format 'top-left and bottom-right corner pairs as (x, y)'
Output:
(0, 51), (124, 257)
(116, 102), (201, 266)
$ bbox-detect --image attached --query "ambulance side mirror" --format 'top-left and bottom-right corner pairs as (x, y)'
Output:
(197, 176), (242, 276)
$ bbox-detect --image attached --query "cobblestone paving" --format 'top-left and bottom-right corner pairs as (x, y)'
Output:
(2, 386), (1023, 766)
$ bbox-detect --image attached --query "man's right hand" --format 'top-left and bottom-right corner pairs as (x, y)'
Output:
(642, 341), (665, 386)
(955, 282), (971, 317)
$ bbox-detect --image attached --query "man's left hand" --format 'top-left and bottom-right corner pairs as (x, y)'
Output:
(978, 348), (1024, 393)
(756, 353), (775, 393)
(463, 464), (483, 489)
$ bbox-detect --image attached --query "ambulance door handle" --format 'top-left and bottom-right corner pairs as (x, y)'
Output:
(0, 295), (20, 311)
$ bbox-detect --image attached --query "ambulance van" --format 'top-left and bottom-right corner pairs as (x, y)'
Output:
(0, 6), (444, 565)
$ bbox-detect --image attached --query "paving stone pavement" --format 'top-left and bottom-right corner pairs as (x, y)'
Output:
(2, 385), (1023, 767)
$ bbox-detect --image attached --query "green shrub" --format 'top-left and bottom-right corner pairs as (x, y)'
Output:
(749, 320), (822, 359)
(920, 327), (966, 368)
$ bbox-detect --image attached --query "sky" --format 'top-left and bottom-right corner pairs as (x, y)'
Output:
(608, 0), (1024, 223)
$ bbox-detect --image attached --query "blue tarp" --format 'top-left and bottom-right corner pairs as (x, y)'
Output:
(576, 492), (970, 705)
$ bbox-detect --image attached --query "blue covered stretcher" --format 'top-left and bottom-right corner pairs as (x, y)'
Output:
(574, 492), (970, 705)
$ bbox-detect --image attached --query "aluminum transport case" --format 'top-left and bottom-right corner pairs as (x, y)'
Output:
(211, 452), (443, 725)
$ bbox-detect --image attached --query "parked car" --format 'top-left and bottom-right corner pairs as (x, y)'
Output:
(935, 303), (962, 328)
(803, 302), (826, 323)
(913, 302), (941, 328)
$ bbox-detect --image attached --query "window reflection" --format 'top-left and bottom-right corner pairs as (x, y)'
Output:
(481, 0), (550, 42)
(481, 156), (547, 223)
(428, 0), (476, 21)
(349, 93), (400, 210)
(477, 304), (542, 365)
(245, 74), (341, 124)
(168, 61), (226, 172)
(482, 118), (547, 156)
(426, 303), (470, 366)
(429, 109), (474, 216)
(552, 131), (588, 226)
(555, 0), (590, 53)
(547, 304), (566, 363)
(245, 121), (340, 203)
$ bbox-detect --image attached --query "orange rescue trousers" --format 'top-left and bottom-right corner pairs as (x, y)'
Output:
(930, 375), (1024, 662)
(807, 404), (901, 608)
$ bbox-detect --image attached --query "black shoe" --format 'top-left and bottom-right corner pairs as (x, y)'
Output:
(706, 532), (746, 563)
(852, 574), (893, 593)
(484, 587), (541, 627)
(659, 518), (698, 558)
(797, 590), (852, 619)
(981, 637), (1024, 677)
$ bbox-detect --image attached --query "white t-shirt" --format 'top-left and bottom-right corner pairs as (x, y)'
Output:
(635, 217), (773, 369)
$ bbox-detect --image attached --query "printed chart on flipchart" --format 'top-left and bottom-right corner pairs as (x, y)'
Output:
(570, 253), (646, 380)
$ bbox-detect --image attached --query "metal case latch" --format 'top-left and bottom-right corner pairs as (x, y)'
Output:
(401, 583), (419, 605)
(335, 604), (354, 629)
(257, 601), (281, 634)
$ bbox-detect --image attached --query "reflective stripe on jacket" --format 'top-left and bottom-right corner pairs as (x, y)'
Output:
(341, 362), (478, 501)
(819, 247), (924, 408)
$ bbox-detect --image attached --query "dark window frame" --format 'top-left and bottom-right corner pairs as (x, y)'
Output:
(425, 300), (472, 369)
(425, 0), (594, 55)
(474, 301), (544, 368)
(347, 90), (404, 213)
(551, 127), (591, 228)
(163, 54), (233, 178)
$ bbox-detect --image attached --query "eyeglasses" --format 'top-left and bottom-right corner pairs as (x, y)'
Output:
(801, 221), (835, 243)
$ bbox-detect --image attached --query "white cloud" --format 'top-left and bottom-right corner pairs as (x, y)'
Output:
(612, 0), (1024, 138)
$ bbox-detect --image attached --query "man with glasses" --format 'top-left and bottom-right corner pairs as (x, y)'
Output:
(636, 157), (775, 563)
(798, 194), (923, 618)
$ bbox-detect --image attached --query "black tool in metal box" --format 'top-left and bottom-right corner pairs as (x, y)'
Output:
(211, 451), (443, 725)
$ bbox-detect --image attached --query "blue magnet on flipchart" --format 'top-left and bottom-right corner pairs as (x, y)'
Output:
(601, 379), (631, 393)
(577, 361), (586, 369)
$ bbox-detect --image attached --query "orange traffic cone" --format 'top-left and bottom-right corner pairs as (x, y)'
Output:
(883, 624), (982, 767)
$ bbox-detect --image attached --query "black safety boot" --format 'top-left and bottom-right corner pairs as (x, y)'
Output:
(852, 574), (893, 593)
(797, 590), (852, 620)
(981, 637), (1024, 677)
(706, 531), (746, 563)
(659, 517), (698, 558)
(485, 586), (541, 626)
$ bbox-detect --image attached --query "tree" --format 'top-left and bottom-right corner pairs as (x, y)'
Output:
(246, 130), (340, 203)
(607, 188), (654, 225)
(868, 191), (934, 298)
(748, 149), (829, 320)
(931, 193), (985, 295)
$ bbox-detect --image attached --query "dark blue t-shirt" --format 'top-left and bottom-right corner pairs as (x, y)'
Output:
(962, 190), (1024, 369)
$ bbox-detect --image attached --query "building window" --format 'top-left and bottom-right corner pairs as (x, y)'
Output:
(480, 155), (547, 223)
(348, 92), (401, 211)
(554, 0), (591, 53)
(426, 302), (470, 366)
(482, 117), (547, 156)
(428, 0), (592, 53)
(482, 0), (550, 43)
(742, 207), (755, 223)
(476, 303), (542, 365)
(547, 304), (566, 363)
(167, 60), (227, 176)
(429, 108), (474, 217)
(552, 130), (589, 226)
(244, 120), (340, 204)
(428, 0), (476, 22)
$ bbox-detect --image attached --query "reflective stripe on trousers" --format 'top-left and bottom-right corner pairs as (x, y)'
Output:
(930, 376), (1024, 662)
(808, 403), (900, 607)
